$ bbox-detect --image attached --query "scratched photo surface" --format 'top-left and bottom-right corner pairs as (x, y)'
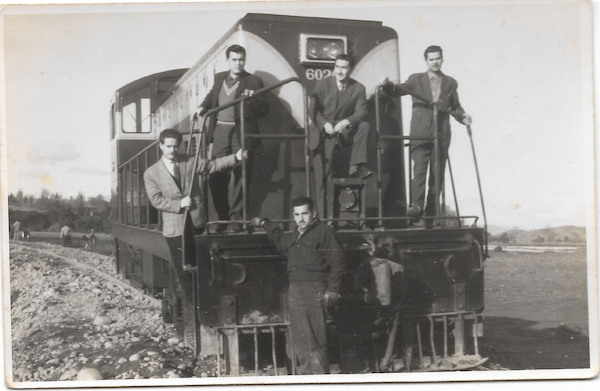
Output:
(1, 1), (597, 390)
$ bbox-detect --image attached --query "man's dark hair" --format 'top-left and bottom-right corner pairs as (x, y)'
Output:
(334, 53), (355, 68)
(226, 44), (246, 59)
(291, 196), (314, 211)
(159, 128), (182, 144)
(424, 45), (443, 59)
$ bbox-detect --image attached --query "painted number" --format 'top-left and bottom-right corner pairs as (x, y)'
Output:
(305, 69), (332, 80)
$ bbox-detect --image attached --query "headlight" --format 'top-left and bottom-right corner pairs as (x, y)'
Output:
(300, 34), (347, 64)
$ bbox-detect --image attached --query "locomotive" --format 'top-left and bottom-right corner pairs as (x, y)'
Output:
(109, 13), (488, 375)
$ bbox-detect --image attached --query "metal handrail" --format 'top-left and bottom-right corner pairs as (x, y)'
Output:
(119, 139), (160, 169)
(207, 215), (480, 229)
(375, 82), (486, 237)
(184, 77), (307, 218)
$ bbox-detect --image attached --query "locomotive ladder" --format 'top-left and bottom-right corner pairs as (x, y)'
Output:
(332, 311), (485, 372)
(215, 322), (295, 376)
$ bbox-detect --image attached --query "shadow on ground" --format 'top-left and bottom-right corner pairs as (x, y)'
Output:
(480, 316), (589, 370)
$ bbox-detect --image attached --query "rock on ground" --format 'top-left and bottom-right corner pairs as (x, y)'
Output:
(8, 243), (217, 383)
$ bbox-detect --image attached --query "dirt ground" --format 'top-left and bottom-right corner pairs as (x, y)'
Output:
(480, 247), (591, 370)
(4, 239), (594, 385)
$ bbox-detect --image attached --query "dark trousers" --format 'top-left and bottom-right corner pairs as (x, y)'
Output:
(61, 235), (71, 247)
(166, 236), (196, 347)
(210, 123), (253, 220)
(288, 281), (330, 375)
(312, 121), (370, 217)
(410, 143), (448, 216)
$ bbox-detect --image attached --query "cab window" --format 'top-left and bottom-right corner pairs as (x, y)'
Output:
(121, 87), (151, 133)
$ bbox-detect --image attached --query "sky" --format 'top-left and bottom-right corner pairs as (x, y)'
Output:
(0, 0), (595, 231)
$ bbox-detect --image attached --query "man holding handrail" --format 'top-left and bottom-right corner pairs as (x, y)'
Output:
(381, 45), (472, 223)
(195, 44), (269, 232)
(144, 128), (243, 346)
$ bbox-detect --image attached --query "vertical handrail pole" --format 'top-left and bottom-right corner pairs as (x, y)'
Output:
(270, 326), (278, 374)
(473, 315), (480, 356)
(253, 327), (259, 375)
(441, 164), (447, 228)
(144, 151), (151, 229)
(446, 155), (462, 227)
(123, 166), (127, 224)
(136, 156), (142, 228)
(416, 321), (424, 368)
(128, 163), (134, 225)
(467, 125), (488, 255)
(428, 316), (437, 365)
(375, 85), (384, 228)
(118, 169), (123, 223)
(303, 86), (311, 197)
(240, 99), (247, 228)
(217, 330), (222, 375)
(156, 143), (162, 230)
(187, 115), (198, 155)
(433, 105), (441, 226)
(192, 272), (200, 355)
(443, 315), (448, 357)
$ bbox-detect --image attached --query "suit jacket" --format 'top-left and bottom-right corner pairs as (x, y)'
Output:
(384, 72), (466, 149)
(143, 154), (237, 237)
(308, 76), (368, 151)
(199, 71), (269, 144)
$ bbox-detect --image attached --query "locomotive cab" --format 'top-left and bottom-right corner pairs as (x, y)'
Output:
(109, 69), (187, 291)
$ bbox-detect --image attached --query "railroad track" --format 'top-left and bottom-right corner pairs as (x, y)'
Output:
(9, 241), (160, 308)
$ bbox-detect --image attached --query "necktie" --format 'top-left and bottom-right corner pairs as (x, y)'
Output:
(172, 161), (180, 184)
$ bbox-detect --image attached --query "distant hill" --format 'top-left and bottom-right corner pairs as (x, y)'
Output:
(489, 225), (586, 244)
(8, 205), (44, 212)
(487, 225), (512, 236)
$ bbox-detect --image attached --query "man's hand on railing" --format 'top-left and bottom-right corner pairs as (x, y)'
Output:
(249, 217), (265, 229)
(324, 122), (335, 136)
(180, 196), (192, 209)
(333, 119), (350, 134)
(378, 77), (390, 87)
(462, 114), (473, 126)
(324, 290), (340, 308)
(235, 149), (248, 162)
(193, 106), (206, 119)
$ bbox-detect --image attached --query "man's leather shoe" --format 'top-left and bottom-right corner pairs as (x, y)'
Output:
(406, 206), (422, 218)
(214, 223), (228, 233)
(424, 218), (434, 229)
(349, 166), (373, 179)
(228, 223), (242, 233)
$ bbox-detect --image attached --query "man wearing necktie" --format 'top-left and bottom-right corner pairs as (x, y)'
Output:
(381, 45), (472, 223)
(309, 53), (372, 218)
(143, 128), (242, 347)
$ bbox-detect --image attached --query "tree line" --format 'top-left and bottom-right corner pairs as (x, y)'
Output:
(489, 225), (586, 245)
(8, 189), (111, 233)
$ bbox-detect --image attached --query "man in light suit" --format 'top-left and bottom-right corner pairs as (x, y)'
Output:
(309, 53), (372, 218)
(143, 128), (241, 346)
(196, 44), (269, 232)
(382, 45), (472, 221)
